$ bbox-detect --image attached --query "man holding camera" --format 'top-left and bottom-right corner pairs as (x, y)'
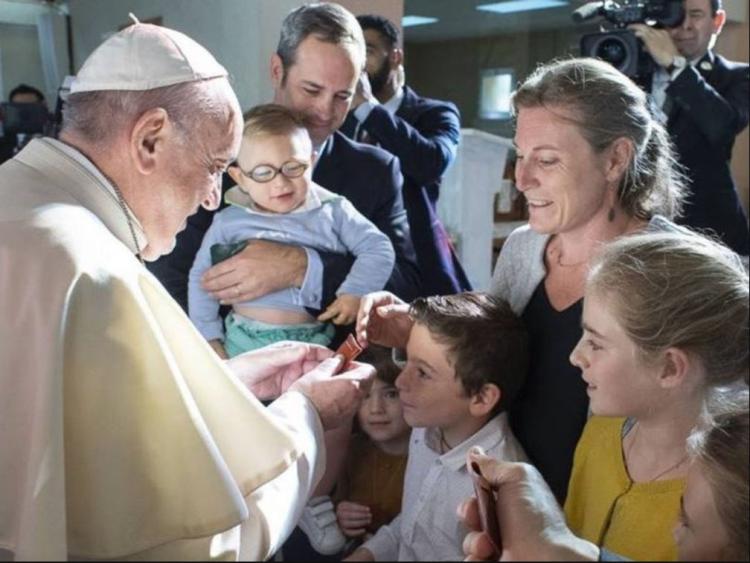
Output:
(631, 0), (749, 255)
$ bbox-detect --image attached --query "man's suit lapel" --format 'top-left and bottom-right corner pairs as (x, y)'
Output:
(396, 85), (419, 121)
(668, 52), (718, 128)
(313, 133), (337, 182)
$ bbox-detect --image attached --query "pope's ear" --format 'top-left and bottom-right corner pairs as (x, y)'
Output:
(130, 108), (170, 175)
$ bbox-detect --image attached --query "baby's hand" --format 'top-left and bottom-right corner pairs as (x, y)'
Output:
(336, 500), (372, 537)
(318, 294), (361, 325)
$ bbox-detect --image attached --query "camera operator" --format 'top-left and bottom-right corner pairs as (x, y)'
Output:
(0, 84), (49, 165)
(8, 83), (46, 106)
(630, 0), (749, 255)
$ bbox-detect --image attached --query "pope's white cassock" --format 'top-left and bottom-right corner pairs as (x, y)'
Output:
(0, 137), (325, 560)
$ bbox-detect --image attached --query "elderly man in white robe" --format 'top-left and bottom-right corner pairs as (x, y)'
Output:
(0, 20), (374, 561)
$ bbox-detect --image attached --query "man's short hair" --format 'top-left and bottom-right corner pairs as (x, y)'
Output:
(9, 83), (45, 103)
(242, 103), (307, 140)
(710, 0), (722, 16)
(409, 292), (528, 414)
(357, 14), (400, 50)
(276, 3), (365, 75)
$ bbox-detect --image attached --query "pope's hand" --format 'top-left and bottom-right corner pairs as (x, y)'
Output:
(289, 357), (375, 430)
(226, 341), (334, 400)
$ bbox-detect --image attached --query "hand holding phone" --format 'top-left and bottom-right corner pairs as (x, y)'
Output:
(469, 460), (502, 557)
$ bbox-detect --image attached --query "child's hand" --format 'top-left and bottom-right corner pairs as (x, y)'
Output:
(318, 294), (361, 325)
(336, 501), (372, 537)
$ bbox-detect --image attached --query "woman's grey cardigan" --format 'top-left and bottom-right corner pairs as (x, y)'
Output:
(489, 215), (677, 314)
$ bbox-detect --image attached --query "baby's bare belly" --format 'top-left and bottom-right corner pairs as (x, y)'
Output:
(233, 305), (317, 325)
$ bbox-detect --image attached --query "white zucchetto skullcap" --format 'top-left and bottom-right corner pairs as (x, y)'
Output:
(71, 14), (227, 94)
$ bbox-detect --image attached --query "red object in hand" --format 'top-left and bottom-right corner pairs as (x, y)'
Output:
(335, 334), (363, 370)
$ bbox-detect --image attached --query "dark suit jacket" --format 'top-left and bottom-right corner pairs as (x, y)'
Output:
(313, 131), (421, 303)
(147, 130), (420, 311)
(342, 86), (472, 296)
(662, 52), (749, 255)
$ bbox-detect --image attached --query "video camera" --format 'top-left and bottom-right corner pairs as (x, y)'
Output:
(0, 76), (73, 159)
(574, 0), (685, 80)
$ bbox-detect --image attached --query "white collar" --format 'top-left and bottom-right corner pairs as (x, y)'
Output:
(44, 137), (149, 252)
(382, 87), (405, 115)
(312, 136), (330, 167)
(424, 413), (513, 472)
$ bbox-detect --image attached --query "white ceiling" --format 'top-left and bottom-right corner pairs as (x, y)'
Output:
(403, 0), (749, 43)
(403, 0), (584, 43)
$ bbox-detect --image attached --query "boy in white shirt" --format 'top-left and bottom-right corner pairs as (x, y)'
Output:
(347, 292), (528, 561)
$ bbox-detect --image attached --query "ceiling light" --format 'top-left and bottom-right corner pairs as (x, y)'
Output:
(476, 0), (568, 15)
(402, 15), (439, 27)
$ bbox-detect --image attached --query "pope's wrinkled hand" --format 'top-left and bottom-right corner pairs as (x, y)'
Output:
(226, 341), (334, 400)
(289, 357), (375, 430)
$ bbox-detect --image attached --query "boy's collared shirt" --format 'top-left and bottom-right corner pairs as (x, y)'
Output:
(363, 412), (527, 561)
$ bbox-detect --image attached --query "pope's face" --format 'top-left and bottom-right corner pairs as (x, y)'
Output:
(141, 90), (242, 260)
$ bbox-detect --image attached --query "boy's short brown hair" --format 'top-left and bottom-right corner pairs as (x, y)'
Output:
(409, 292), (527, 413)
(242, 103), (307, 139)
(358, 344), (400, 387)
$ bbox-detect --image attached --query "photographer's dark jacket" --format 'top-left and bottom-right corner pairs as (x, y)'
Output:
(658, 51), (749, 255)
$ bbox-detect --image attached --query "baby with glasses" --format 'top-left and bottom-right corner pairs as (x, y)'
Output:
(188, 104), (395, 358)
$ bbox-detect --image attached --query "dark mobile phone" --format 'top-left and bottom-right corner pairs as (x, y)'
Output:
(469, 461), (502, 557)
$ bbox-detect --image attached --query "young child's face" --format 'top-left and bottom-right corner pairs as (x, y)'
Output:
(357, 377), (410, 445)
(673, 461), (733, 562)
(395, 323), (473, 430)
(234, 129), (312, 214)
(570, 289), (661, 417)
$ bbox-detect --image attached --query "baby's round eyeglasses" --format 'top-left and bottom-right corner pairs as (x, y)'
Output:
(236, 160), (310, 183)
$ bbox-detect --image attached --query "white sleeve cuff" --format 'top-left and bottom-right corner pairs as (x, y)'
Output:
(354, 101), (378, 123)
(238, 391), (326, 560)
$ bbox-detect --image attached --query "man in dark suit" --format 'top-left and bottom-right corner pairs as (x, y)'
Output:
(340, 15), (472, 296)
(631, 0), (749, 255)
(148, 3), (420, 312)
